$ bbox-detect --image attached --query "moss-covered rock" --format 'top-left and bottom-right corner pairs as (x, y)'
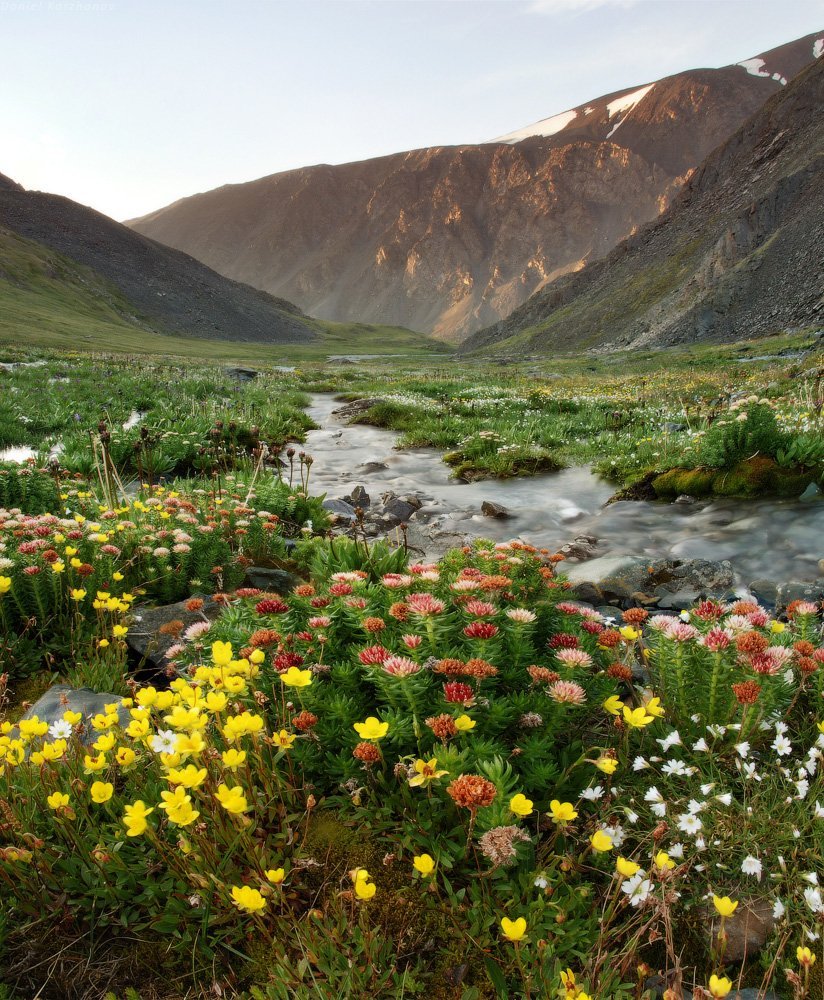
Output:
(653, 458), (820, 500)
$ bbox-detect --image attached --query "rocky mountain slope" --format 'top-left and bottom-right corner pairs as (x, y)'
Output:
(461, 57), (824, 355)
(129, 32), (822, 341)
(0, 177), (317, 345)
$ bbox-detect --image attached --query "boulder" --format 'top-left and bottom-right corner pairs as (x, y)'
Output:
(222, 365), (259, 382)
(348, 485), (371, 509)
(481, 500), (510, 519)
(775, 580), (824, 610)
(322, 498), (357, 520)
(21, 685), (129, 744)
(747, 579), (779, 607)
(127, 597), (224, 675)
(382, 493), (423, 523)
(703, 898), (776, 963)
(331, 397), (387, 420)
(559, 534), (599, 561)
(564, 555), (650, 601)
(799, 481), (821, 501)
(244, 566), (300, 593)
(646, 558), (735, 595)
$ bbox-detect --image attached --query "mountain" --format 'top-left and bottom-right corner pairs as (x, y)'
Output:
(0, 179), (318, 346)
(461, 57), (824, 355)
(129, 31), (822, 342)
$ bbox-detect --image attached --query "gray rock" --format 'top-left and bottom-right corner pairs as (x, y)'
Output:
(349, 485), (371, 509)
(357, 462), (388, 473)
(331, 397), (387, 420)
(655, 588), (701, 611)
(322, 498), (357, 519)
(776, 580), (824, 610)
(481, 500), (510, 518)
(565, 555), (650, 600)
(674, 494), (697, 504)
(22, 685), (129, 744)
(647, 558), (735, 595)
(748, 579), (778, 607)
(703, 897), (776, 963)
(128, 597), (224, 675)
(244, 566), (300, 593)
(222, 365), (259, 382)
(799, 481), (822, 501)
(382, 497), (420, 523)
(664, 422), (688, 432)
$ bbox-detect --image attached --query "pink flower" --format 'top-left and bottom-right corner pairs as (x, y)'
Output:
(407, 593), (446, 617)
(662, 622), (700, 642)
(359, 645), (390, 665)
(183, 621), (211, 642)
(505, 608), (536, 624)
(402, 634), (423, 649)
(463, 621), (499, 640)
(383, 656), (422, 677)
(464, 600), (497, 617)
(556, 602), (584, 615)
(443, 682), (475, 705)
(548, 680), (587, 705)
(702, 627), (732, 651)
(554, 648), (593, 668)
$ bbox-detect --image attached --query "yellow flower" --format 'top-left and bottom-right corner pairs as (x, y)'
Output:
(622, 706), (655, 729)
(83, 752), (108, 774)
(769, 620), (785, 634)
(222, 748), (247, 771)
(93, 732), (116, 752)
(454, 714), (476, 731)
(266, 867), (285, 885)
(619, 625), (640, 641)
(90, 781), (114, 803)
(0, 576), (10, 595)
(548, 800), (578, 824)
(249, 648), (265, 664)
(211, 641), (233, 666)
(215, 783), (248, 815)
(595, 756), (618, 774)
(413, 853), (435, 876)
(280, 666), (313, 688)
(560, 969), (577, 994)
(167, 764), (207, 788)
(500, 916), (527, 942)
(98, 639), (110, 649)
(797, 946), (816, 967)
(112, 625), (128, 638)
(91, 712), (118, 730)
(272, 730), (296, 750)
(353, 872), (376, 900)
(70, 588), (87, 601)
(353, 717), (389, 741)
(47, 791), (70, 810)
(590, 830), (613, 853)
(62, 710), (82, 725)
(408, 757), (448, 786)
(205, 691), (228, 713)
(708, 974), (733, 998)
(116, 746), (137, 767)
(712, 895), (738, 917)
(617, 857), (641, 878)
(644, 696), (665, 718)
(655, 851), (675, 871)
(231, 885), (267, 913)
(112, 571), (124, 582)
(126, 717), (150, 739)
(509, 793), (533, 818)
(122, 800), (153, 836)
(602, 694), (624, 715)
(51, 561), (65, 574)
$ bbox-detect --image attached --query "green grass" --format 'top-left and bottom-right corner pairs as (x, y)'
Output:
(0, 227), (450, 363)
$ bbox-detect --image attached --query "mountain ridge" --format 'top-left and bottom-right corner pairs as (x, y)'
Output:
(128, 30), (822, 341)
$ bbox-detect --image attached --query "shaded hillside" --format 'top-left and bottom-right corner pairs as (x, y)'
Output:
(461, 58), (824, 355)
(130, 32), (821, 341)
(0, 181), (317, 345)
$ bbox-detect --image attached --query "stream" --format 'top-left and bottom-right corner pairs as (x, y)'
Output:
(300, 394), (824, 585)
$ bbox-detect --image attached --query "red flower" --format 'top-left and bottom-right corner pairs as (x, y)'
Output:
(548, 633), (579, 650)
(256, 598), (289, 614)
(358, 645), (390, 665)
(443, 682), (475, 705)
(463, 621), (498, 640)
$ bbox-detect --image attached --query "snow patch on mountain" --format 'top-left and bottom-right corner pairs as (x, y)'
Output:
(738, 57), (772, 78)
(606, 83), (655, 119)
(814, 38), (823, 59)
(493, 108), (578, 144)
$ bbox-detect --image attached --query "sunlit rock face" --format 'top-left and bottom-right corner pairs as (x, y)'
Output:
(129, 31), (822, 341)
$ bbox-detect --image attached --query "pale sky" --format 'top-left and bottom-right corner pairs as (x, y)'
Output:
(1, 0), (822, 221)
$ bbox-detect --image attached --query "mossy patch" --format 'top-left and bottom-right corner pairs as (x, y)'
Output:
(653, 458), (819, 500)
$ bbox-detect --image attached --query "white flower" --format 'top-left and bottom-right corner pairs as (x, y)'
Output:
(741, 856), (762, 880)
(633, 756), (649, 771)
(662, 759), (688, 777)
(150, 729), (178, 754)
(605, 824), (626, 847)
(706, 724), (726, 738)
(740, 761), (761, 781)
(625, 809), (639, 824)
(669, 843), (684, 858)
(687, 799), (705, 814)
(621, 874), (653, 907)
(651, 803), (668, 817)
(677, 813), (703, 836)
(48, 720), (73, 740)
(772, 734), (792, 756)
(581, 785), (604, 801)
(796, 779), (810, 799)
(692, 738), (709, 752)
(775, 720), (788, 735)
(803, 887), (824, 914)
(644, 786), (664, 804)
(735, 742), (750, 759)
(657, 731), (682, 752)
(533, 875), (548, 889)
(814, 801), (824, 819)
(803, 872), (819, 885)
(772, 899), (785, 920)
(700, 782), (716, 795)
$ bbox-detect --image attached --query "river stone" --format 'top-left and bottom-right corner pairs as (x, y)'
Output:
(748, 579), (779, 607)
(647, 558), (734, 595)
(349, 485), (371, 509)
(128, 597), (224, 675)
(331, 397), (387, 420)
(21, 685), (129, 743)
(799, 481), (822, 501)
(654, 588), (701, 610)
(559, 535), (599, 561)
(565, 555), (649, 601)
(382, 495), (422, 523)
(775, 580), (824, 610)
(357, 461), (388, 473)
(322, 498), (357, 519)
(481, 500), (510, 518)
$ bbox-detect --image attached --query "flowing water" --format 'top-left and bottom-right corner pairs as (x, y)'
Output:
(301, 394), (824, 585)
